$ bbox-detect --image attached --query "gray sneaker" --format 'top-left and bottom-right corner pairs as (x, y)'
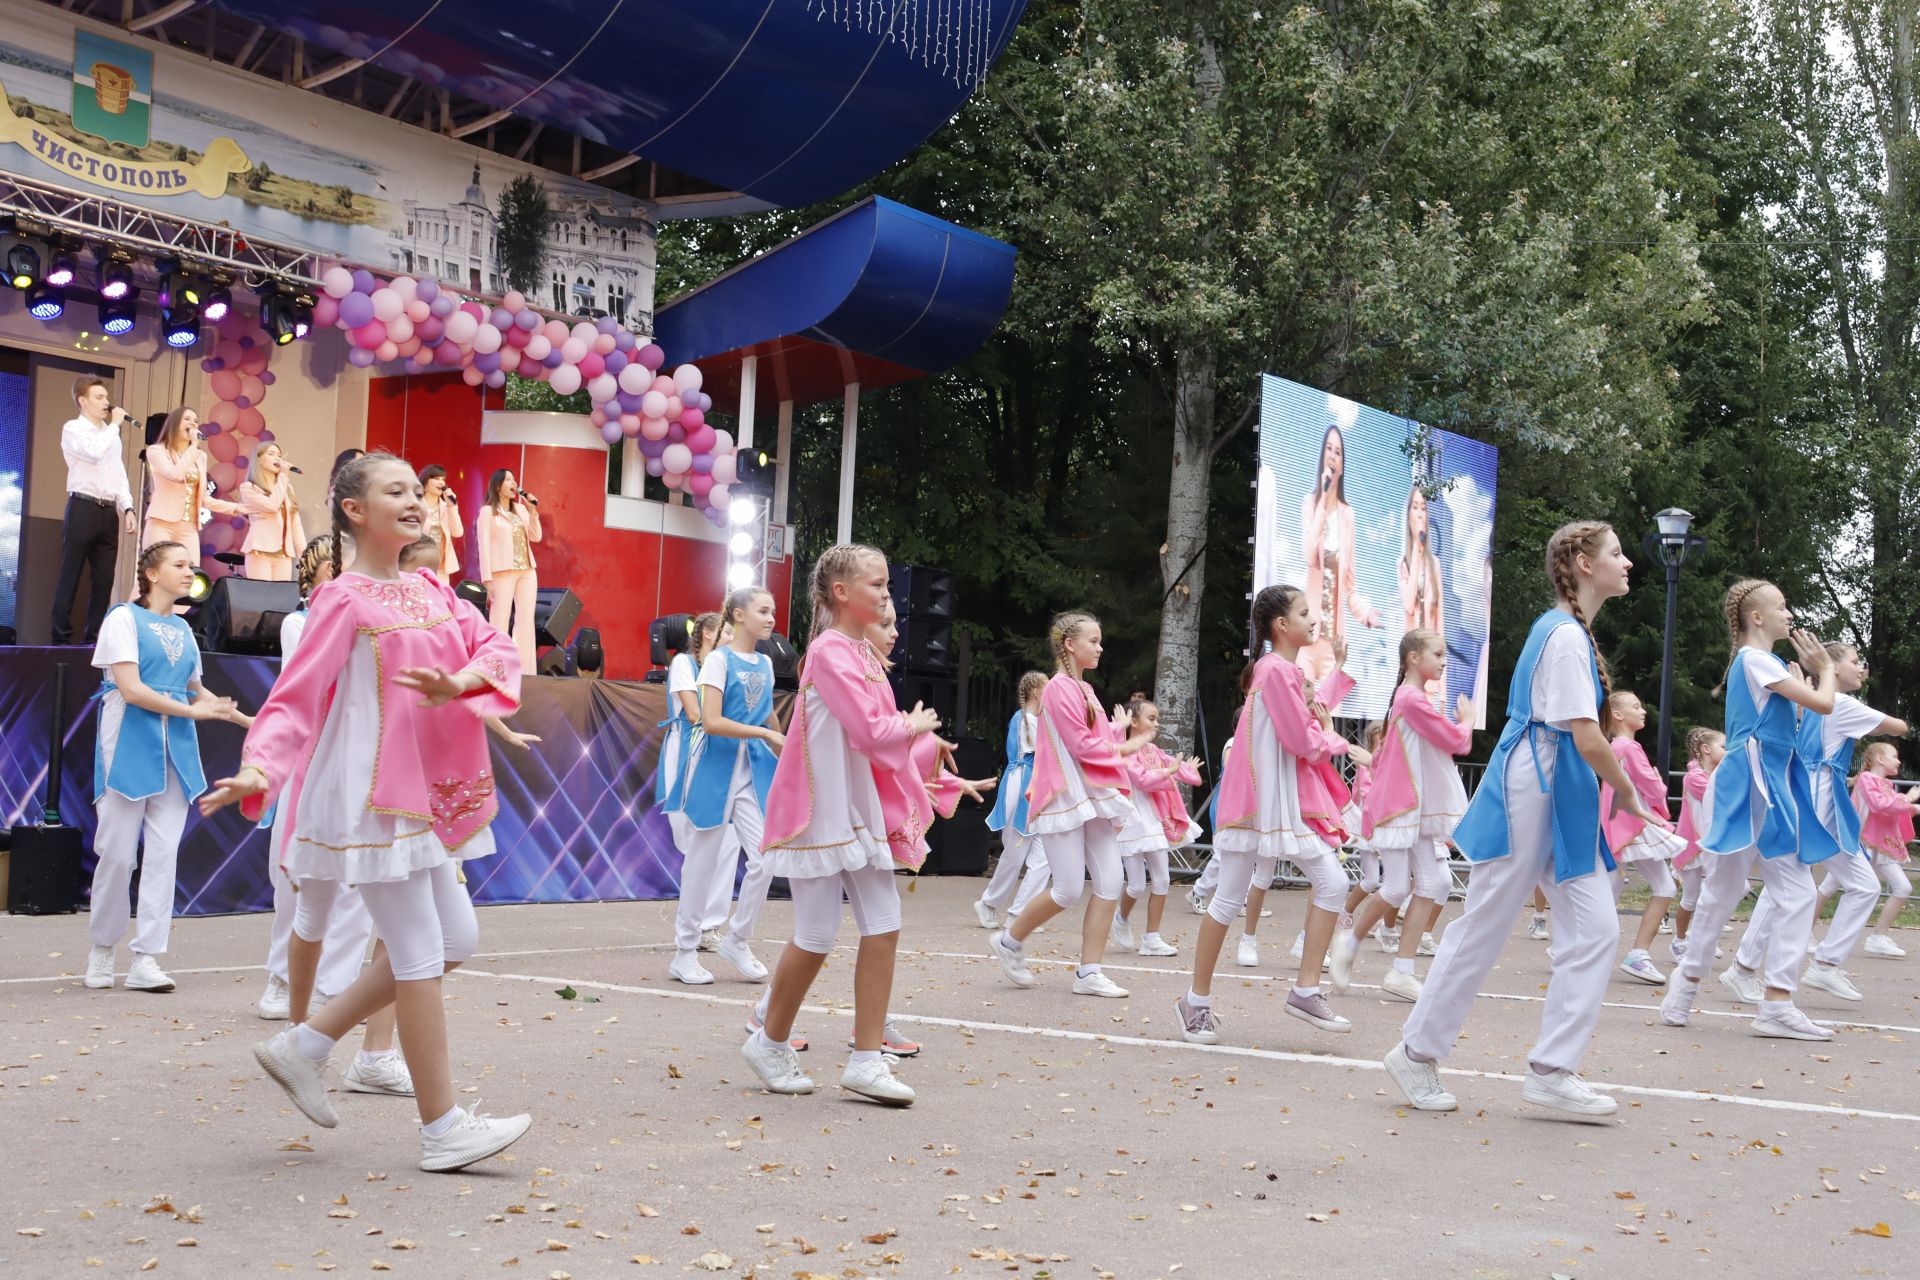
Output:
(1174, 995), (1220, 1045)
(1284, 989), (1351, 1033)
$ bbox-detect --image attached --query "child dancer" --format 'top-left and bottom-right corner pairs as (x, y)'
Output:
(1113, 696), (1203, 957)
(1331, 629), (1471, 1002)
(201, 452), (531, 1172)
(1247, 674), (1360, 968)
(743, 544), (939, 1104)
(659, 611), (721, 844)
(975, 672), (1048, 929)
(1340, 722), (1398, 950)
(1726, 642), (1904, 1002)
(83, 542), (245, 993)
(1385, 521), (1652, 1117)
(1599, 691), (1688, 985)
(1172, 587), (1354, 1044)
(1852, 744), (1917, 958)
(987, 612), (1141, 998)
(672, 588), (783, 986)
(1659, 579), (1838, 1040)
(1670, 728), (1725, 963)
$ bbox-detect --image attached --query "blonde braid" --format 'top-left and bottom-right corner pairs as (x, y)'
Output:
(1048, 610), (1100, 726)
(1716, 578), (1772, 697)
(1544, 521), (1614, 698)
(807, 543), (884, 642)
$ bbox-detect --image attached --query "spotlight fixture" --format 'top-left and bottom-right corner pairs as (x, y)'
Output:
(155, 256), (181, 307)
(97, 248), (133, 300)
(99, 289), (138, 335)
(26, 282), (64, 320)
(257, 280), (299, 345)
(726, 562), (755, 590)
(201, 276), (232, 323)
(6, 241), (41, 290)
(45, 239), (77, 288)
(733, 448), (776, 495)
(162, 304), (201, 348)
(187, 569), (213, 605)
(292, 293), (315, 339)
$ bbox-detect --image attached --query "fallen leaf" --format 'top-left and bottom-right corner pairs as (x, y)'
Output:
(693, 1252), (732, 1271)
(389, 1239), (416, 1251)
(175, 1238), (197, 1248)
(1850, 1223), (1893, 1239)
(326, 1209), (357, 1220)
(862, 1229), (897, 1245)
(17, 1228), (46, 1237)
(1306, 1214), (1329, 1223)
(634, 1204), (660, 1218)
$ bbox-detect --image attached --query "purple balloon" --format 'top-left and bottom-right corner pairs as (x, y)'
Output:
(339, 292), (375, 328)
(637, 434), (666, 459)
(474, 350), (502, 374)
(595, 315), (618, 335)
(415, 277), (439, 301)
(485, 370), (506, 389)
(489, 308), (514, 330)
(691, 452), (714, 475)
(202, 422), (222, 435)
(200, 358), (218, 372)
(238, 336), (255, 349)
(260, 372), (276, 386)
(230, 515), (247, 531)
(258, 429), (275, 442)
(600, 421), (624, 445)
(348, 347), (378, 368)
(351, 269), (377, 295)
(542, 350), (565, 369)
(605, 350), (627, 374)
(644, 456), (665, 477)
(430, 294), (455, 318)
(417, 317), (445, 344)
(614, 330), (636, 352)
(615, 391), (643, 415)
(667, 423), (686, 444)
(514, 308), (540, 331)
(234, 396), (251, 410)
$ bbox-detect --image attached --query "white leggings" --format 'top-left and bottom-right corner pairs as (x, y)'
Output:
(673, 783), (771, 952)
(1123, 847), (1172, 898)
(1206, 847), (1346, 927)
(982, 829), (1040, 911)
(1042, 820), (1123, 908)
(789, 864), (902, 954)
(295, 864), (478, 982)
(89, 774), (189, 956)
(1677, 862), (1705, 911)
(1354, 848), (1382, 894)
(1612, 857), (1677, 901)
(1677, 848), (1814, 993)
(1871, 855), (1913, 903)
(1378, 838), (1449, 911)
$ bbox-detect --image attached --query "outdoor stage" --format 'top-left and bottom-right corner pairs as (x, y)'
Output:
(0, 647), (723, 914)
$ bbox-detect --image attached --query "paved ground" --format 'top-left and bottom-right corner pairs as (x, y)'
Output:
(3, 877), (1917, 1279)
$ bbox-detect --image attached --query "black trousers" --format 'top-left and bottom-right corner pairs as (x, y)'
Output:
(50, 495), (120, 645)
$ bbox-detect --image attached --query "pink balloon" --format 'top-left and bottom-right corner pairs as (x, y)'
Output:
(462, 301), (488, 320)
(542, 319), (570, 344)
(239, 346), (270, 376)
(652, 374), (677, 396)
(708, 482), (731, 508)
(238, 374), (266, 404)
(215, 338), (244, 366)
(210, 460), (241, 491)
(661, 469), (685, 491)
(587, 373), (617, 403)
(499, 347), (522, 373)
(351, 320), (387, 350)
(387, 316), (416, 345)
(208, 400), (240, 429)
(619, 413), (641, 433)
(637, 343), (665, 372)
(371, 289), (403, 323)
(560, 338), (588, 365)
(434, 340), (463, 365)
(444, 311), (478, 346)
(590, 407), (608, 426)
(688, 471), (714, 497)
(662, 443), (692, 474)
(616, 364), (648, 396)
(417, 316), (445, 344)
(577, 351), (605, 381)
(389, 276), (418, 304)
(321, 265), (355, 299)
(549, 364), (582, 396)
(207, 431), (238, 462)
(682, 409), (706, 432)
(473, 323), (502, 354)
(673, 363), (703, 394)
(504, 324), (531, 350)
(236, 407), (265, 435)
(462, 366), (486, 386)
(312, 293), (341, 329)
(525, 334), (552, 361)
(209, 369), (241, 400)
(405, 298), (431, 324)
(571, 321), (597, 345)
(503, 290), (526, 312)
(413, 348), (435, 368)
(711, 454), (737, 485)
(592, 332), (617, 356)
(397, 336), (423, 357)
(375, 340), (399, 363)
(640, 415), (669, 441)
(640, 390), (668, 418)
(664, 396), (683, 420)
(686, 424), (714, 453)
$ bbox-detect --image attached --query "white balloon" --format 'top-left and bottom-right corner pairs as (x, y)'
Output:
(672, 363), (704, 394)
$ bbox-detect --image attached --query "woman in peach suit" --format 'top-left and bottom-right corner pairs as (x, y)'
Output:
(476, 468), (542, 668)
(1298, 423), (1380, 682)
(143, 407), (240, 554)
(418, 464), (464, 579)
(238, 443), (307, 581)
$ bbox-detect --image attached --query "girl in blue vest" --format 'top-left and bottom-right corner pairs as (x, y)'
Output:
(83, 541), (247, 994)
(661, 611), (739, 948)
(1731, 641), (1906, 1004)
(1385, 521), (1653, 1117)
(670, 587), (783, 986)
(1659, 598), (1849, 1040)
(973, 672), (1049, 930)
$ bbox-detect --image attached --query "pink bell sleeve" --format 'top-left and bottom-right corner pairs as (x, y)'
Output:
(1856, 772), (1911, 816)
(1043, 677), (1125, 770)
(1315, 669), (1356, 715)
(236, 584), (357, 822)
(1393, 685), (1472, 756)
(428, 572), (521, 717)
(1256, 660), (1347, 763)
(912, 732), (967, 819)
(809, 641), (915, 774)
(146, 444), (191, 485)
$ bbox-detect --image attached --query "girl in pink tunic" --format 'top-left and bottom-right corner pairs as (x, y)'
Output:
(1112, 696), (1204, 958)
(1848, 743), (1917, 959)
(1333, 629), (1472, 1002)
(1599, 691), (1688, 984)
(744, 544), (941, 1106)
(1670, 728), (1724, 963)
(199, 453), (531, 1174)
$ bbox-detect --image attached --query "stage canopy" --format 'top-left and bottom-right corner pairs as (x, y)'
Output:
(202, 0), (1030, 211)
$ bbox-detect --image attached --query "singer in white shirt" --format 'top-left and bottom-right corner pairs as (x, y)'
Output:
(50, 376), (136, 644)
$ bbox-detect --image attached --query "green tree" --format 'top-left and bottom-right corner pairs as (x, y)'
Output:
(497, 173), (553, 296)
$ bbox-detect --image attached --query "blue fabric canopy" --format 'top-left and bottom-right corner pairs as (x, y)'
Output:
(207, 0), (1028, 209)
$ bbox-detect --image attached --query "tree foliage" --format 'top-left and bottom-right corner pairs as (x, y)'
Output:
(496, 173), (553, 296)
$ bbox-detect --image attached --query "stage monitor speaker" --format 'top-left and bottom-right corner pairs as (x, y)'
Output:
(888, 564), (955, 619)
(889, 669), (958, 730)
(757, 632), (798, 690)
(922, 735), (992, 875)
(533, 587), (582, 648)
(650, 613), (694, 666)
(887, 564), (956, 671)
(5, 663), (83, 914)
(454, 579), (487, 612)
(194, 577), (302, 655)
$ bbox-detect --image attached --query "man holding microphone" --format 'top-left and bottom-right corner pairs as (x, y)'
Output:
(50, 375), (136, 645)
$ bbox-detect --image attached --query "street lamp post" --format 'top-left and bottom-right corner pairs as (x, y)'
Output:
(1643, 508), (1708, 782)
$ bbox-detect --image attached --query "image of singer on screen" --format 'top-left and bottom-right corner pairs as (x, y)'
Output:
(1298, 422), (1380, 682)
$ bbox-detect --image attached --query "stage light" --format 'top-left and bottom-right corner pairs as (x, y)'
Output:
(728, 497), (756, 525)
(201, 278), (232, 322)
(187, 569), (213, 605)
(728, 530), (753, 557)
(45, 246), (77, 288)
(7, 242), (41, 289)
(97, 249), (133, 300)
(733, 448), (775, 495)
(99, 290), (138, 335)
(155, 257), (181, 307)
(292, 293), (314, 339)
(162, 304), (201, 348)
(259, 284), (298, 345)
(26, 282), (64, 320)
(726, 562), (755, 590)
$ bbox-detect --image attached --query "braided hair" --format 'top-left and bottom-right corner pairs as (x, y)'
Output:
(1047, 611), (1101, 726)
(1543, 521), (1615, 698)
(296, 535), (336, 600)
(1248, 584), (1306, 657)
(1684, 726), (1724, 768)
(134, 540), (185, 607)
(806, 542), (885, 641)
(327, 450), (402, 581)
(1715, 578), (1774, 697)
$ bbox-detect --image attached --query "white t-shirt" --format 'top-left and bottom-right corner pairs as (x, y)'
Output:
(92, 607), (202, 758)
(668, 651), (699, 700)
(1741, 647), (1790, 711)
(1530, 622), (1599, 731)
(1820, 691), (1884, 756)
(280, 609), (308, 660)
(1018, 709), (1037, 756)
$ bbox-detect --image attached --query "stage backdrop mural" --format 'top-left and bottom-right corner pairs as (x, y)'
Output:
(1253, 373), (1498, 728)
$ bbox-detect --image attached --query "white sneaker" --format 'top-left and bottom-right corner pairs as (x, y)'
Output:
(1521, 1068), (1617, 1117)
(1659, 978), (1697, 1027)
(971, 898), (1000, 930)
(1327, 931), (1357, 993)
(1526, 914), (1550, 941)
(1187, 886), (1209, 915)
(1110, 914), (1135, 952)
(1752, 1005), (1835, 1041)
(1799, 964), (1863, 1002)
(1070, 970), (1130, 998)
(988, 931), (1036, 988)
(1236, 935), (1261, 968)
(1137, 933), (1178, 957)
(1381, 968), (1423, 1002)
(345, 1053), (415, 1096)
(257, 974), (291, 1019)
(1416, 932), (1439, 957)
(1667, 936), (1689, 965)
(1863, 934), (1906, 959)
(669, 951), (715, 985)
(418, 1103), (532, 1172)
(1286, 931), (1303, 961)
(84, 945), (115, 989)
(740, 1034), (814, 1095)
(1174, 995), (1221, 1045)
(254, 1028), (339, 1128)
(716, 934), (768, 982)
(1378, 926), (1402, 954)
(1718, 965), (1765, 1005)
(1618, 950), (1666, 985)
(841, 1055), (915, 1106)
(1657, 916), (1673, 935)
(697, 927), (723, 953)
(125, 954), (175, 992)
(1383, 1042), (1456, 1112)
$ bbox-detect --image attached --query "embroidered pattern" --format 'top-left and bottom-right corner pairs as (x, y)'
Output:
(429, 768), (496, 829)
(738, 667), (770, 716)
(348, 576), (437, 624)
(856, 637), (888, 682)
(146, 620), (187, 666)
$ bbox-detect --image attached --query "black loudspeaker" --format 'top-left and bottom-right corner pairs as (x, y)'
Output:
(573, 627), (604, 674)
(757, 631), (798, 691)
(887, 564), (955, 672)
(889, 669), (958, 730)
(454, 579), (488, 611)
(194, 576), (302, 655)
(6, 664), (83, 914)
(533, 587), (582, 648)
(650, 613), (694, 666)
(923, 734), (993, 875)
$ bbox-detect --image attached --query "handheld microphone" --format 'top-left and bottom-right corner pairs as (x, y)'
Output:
(1321, 469), (1333, 494)
(520, 492), (539, 507)
(286, 464), (304, 475)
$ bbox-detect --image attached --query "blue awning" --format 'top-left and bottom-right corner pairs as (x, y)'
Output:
(652, 195), (1016, 406)
(206, 0), (1029, 209)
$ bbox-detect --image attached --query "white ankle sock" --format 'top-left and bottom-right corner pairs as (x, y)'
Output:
(752, 1028), (782, 1054)
(292, 1023), (334, 1061)
(356, 1048), (397, 1066)
(1391, 957), (1415, 975)
(848, 1049), (881, 1067)
(1075, 965), (1099, 979)
(1184, 989), (1211, 1008)
(421, 1105), (462, 1138)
